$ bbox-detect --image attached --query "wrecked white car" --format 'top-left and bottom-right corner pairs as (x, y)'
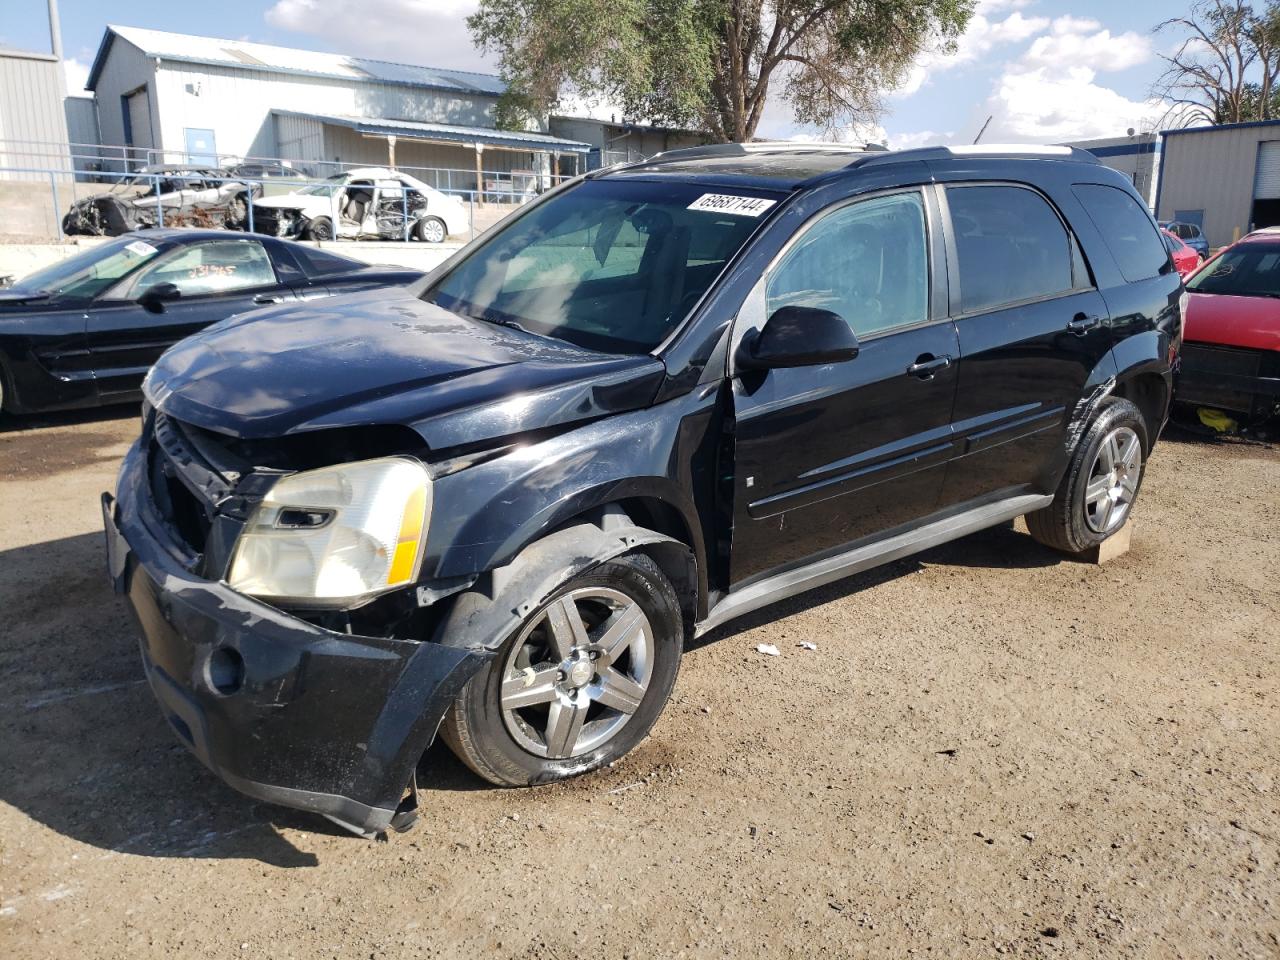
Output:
(249, 167), (468, 242)
(62, 165), (262, 236)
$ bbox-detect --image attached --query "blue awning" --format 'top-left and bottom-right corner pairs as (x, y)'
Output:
(274, 110), (592, 154)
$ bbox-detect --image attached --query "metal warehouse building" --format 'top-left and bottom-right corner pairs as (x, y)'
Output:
(1061, 133), (1160, 208)
(84, 24), (595, 188)
(1155, 119), (1280, 248)
(0, 45), (71, 181)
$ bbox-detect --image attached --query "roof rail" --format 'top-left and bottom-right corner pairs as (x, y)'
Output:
(642, 140), (871, 165)
(847, 143), (1101, 169)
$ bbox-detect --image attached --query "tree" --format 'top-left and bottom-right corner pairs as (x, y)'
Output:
(469, 0), (974, 142)
(1152, 0), (1280, 127)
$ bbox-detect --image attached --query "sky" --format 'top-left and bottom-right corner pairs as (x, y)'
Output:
(1, 0), (1175, 147)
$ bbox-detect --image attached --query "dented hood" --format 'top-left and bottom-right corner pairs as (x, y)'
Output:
(145, 290), (665, 448)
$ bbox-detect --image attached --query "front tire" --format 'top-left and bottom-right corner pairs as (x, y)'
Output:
(441, 553), (683, 787)
(1027, 397), (1148, 554)
(303, 216), (333, 241)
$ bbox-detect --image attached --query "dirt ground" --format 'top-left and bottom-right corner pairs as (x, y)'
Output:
(1, 406), (1277, 960)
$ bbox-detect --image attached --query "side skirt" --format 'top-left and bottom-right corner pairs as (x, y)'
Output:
(695, 493), (1052, 638)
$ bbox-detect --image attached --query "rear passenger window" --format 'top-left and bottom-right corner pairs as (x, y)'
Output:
(946, 185), (1076, 314)
(1073, 184), (1169, 282)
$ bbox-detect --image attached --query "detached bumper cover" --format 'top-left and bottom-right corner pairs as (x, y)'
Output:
(104, 441), (489, 834)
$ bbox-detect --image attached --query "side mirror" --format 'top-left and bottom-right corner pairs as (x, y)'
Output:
(139, 282), (181, 313)
(739, 305), (860, 370)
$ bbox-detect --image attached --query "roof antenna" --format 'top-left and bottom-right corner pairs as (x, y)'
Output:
(972, 116), (992, 145)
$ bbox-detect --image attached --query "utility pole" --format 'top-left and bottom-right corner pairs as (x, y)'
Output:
(47, 0), (63, 60)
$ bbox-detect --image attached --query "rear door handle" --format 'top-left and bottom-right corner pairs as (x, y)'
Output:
(253, 293), (285, 304)
(1067, 314), (1102, 335)
(906, 355), (952, 379)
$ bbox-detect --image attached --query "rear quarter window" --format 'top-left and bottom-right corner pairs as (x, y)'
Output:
(1073, 184), (1169, 282)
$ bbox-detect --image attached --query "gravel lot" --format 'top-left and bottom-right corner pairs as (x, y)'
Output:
(1, 407), (1277, 959)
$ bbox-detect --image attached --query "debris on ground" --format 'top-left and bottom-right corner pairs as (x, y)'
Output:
(756, 643), (780, 657)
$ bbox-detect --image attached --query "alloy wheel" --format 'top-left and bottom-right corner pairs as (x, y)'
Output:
(1084, 425), (1141, 534)
(420, 218), (446, 243)
(499, 587), (653, 759)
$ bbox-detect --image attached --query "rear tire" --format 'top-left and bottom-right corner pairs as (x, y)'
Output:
(414, 216), (447, 243)
(1026, 397), (1148, 554)
(441, 552), (683, 787)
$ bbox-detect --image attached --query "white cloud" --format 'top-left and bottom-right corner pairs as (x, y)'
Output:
(264, 0), (493, 73)
(63, 57), (89, 93)
(1021, 22), (1151, 72)
(984, 64), (1164, 141)
(895, 1), (1050, 98)
(887, 129), (954, 150)
(979, 16), (1161, 142)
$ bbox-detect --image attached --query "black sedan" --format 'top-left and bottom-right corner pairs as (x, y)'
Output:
(0, 230), (422, 416)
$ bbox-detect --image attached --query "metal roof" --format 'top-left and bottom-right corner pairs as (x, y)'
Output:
(88, 25), (507, 96)
(275, 110), (592, 154)
(1159, 118), (1280, 138)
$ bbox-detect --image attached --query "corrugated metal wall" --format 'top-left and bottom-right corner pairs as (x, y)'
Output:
(89, 36), (156, 170)
(275, 112), (325, 167)
(149, 60), (497, 163)
(0, 51), (71, 181)
(63, 95), (102, 179)
(1157, 125), (1280, 247)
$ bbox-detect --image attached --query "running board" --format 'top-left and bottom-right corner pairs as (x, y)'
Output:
(695, 493), (1052, 637)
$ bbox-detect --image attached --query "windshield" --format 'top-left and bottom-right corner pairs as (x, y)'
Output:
(1186, 242), (1280, 298)
(299, 174), (348, 196)
(426, 179), (778, 354)
(11, 236), (164, 299)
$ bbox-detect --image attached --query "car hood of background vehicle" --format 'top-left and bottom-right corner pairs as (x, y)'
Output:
(1184, 291), (1280, 351)
(144, 290), (666, 449)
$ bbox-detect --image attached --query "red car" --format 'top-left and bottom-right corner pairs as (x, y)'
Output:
(1161, 228), (1201, 279)
(1177, 230), (1280, 424)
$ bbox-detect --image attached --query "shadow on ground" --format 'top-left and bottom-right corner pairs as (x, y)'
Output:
(0, 517), (1068, 862)
(0, 402), (139, 435)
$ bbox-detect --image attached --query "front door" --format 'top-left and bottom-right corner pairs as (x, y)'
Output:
(729, 188), (960, 586)
(87, 237), (294, 399)
(936, 183), (1114, 507)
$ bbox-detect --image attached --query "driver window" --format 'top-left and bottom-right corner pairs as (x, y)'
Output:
(766, 191), (929, 339)
(115, 240), (276, 299)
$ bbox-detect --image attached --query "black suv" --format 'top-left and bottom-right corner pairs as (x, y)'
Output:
(103, 143), (1182, 835)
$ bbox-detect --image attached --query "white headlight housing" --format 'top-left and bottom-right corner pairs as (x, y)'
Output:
(228, 457), (431, 605)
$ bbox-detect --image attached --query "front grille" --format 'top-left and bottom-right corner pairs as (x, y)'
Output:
(249, 206), (284, 236)
(149, 451), (211, 554)
(147, 413), (235, 556)
(1179, 342), (1265, 414)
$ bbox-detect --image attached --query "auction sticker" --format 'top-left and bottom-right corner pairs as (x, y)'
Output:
(687, 193), (777, 217)
(126, 239), (158, 257)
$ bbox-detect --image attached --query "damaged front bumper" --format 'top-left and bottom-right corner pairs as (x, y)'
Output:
(103, 440), (489, 835)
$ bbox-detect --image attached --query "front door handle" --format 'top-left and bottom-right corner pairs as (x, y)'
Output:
(907, 354), (952, 380)
(253, 293), (284, 304)
(1067, 313), (1102, 335)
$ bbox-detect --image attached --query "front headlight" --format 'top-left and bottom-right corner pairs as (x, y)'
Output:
(228, 457), (431, 605)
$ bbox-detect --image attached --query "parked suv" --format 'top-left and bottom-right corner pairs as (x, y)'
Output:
(103, 143), (1183, 836)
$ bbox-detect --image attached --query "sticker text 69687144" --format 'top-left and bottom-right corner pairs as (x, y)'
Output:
(686, 194), (778, 217)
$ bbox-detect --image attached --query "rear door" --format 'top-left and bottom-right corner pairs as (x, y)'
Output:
(87, 237), (296, 399)
(936, 182), (1113, 507)
(729, 187), (960, 586)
